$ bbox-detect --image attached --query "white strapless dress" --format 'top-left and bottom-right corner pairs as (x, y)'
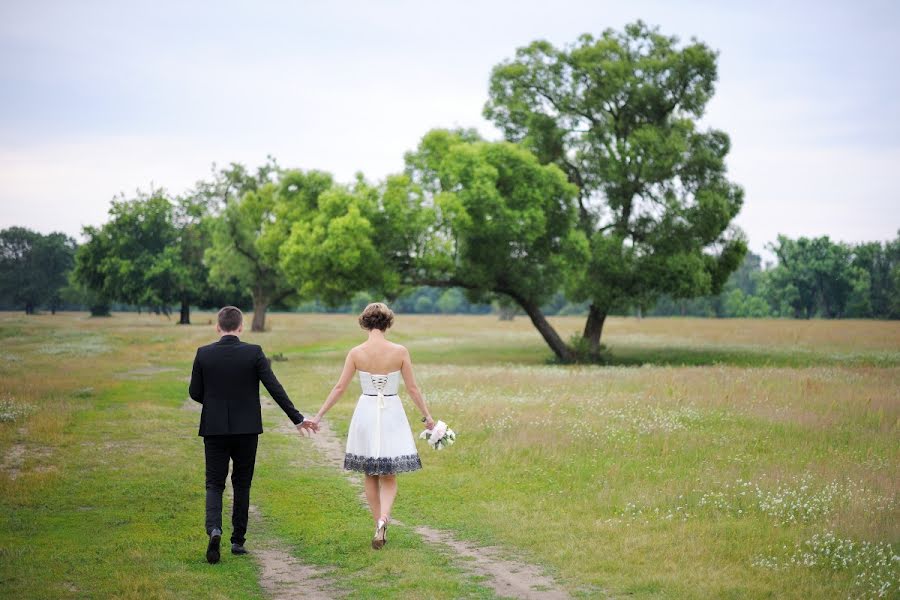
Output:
(343, 370), (422, 475)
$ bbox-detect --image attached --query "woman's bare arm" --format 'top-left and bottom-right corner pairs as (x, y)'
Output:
(312, 351), (356, 423)
(400, 347), (434, 428)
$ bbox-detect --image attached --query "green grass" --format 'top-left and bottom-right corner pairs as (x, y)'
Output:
(0, 315), (499, 599)
(253, 430), (494, 599)
(1, 312), (898, 598)
(0, 380), (265, 599)
(605, 344), (900, 367)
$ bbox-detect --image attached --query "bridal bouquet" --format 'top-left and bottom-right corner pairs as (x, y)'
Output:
(419, 420), (456, 450)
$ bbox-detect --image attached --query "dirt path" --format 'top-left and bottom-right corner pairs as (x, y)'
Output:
(273, 406), (574, 600)
(414, 525), (571, 600)
(223, 483), (346, 599)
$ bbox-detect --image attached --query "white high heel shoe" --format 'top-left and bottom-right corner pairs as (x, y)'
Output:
(372, 518), (387, 549)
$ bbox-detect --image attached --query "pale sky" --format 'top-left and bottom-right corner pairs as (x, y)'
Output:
(1, 0), (898, 260)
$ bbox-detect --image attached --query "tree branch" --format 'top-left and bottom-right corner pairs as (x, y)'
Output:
(226, 214), (259, 264)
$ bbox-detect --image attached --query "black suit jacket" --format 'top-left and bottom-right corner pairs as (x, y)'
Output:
(188, 335), (303, 436)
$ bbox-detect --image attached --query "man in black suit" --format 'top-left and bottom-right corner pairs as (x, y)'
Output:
(189, 306), (318, 564)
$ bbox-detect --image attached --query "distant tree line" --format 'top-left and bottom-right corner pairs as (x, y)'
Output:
(0, 227), (76, 314)
(4, 224), (896, 321)
(644, 235), (900, 319)
(1, 22), (896, 361)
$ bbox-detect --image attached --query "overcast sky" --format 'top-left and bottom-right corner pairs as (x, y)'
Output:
(1, 0), (898, 260)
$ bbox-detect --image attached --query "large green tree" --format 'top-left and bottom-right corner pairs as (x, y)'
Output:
(485, 21), (746, 357)
(74, 190), (187, 316)
(206, 169), (334, 331)
(0, 227), (76, 314)
(178, 160), (282, 319)
(398, 129), (584, 360)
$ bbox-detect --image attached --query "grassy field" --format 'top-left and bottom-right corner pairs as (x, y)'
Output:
(0, 312), (897, 599)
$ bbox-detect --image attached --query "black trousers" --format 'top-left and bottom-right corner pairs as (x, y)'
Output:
(203, 434), (258, 545)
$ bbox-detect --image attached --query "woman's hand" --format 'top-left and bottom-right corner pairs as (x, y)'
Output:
(424, 415), (435, 430)
(297, 419), (319, 435)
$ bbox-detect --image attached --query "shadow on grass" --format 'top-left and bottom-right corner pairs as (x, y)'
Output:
(283, 335), (898, 369)
(601, 346), (898, 368)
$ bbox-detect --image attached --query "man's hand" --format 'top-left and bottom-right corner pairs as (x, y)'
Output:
(297, 419), (319, 436)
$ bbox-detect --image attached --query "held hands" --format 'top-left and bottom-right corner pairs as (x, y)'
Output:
(296, 418), (319, 436)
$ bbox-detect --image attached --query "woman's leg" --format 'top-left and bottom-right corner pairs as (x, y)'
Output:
(377, 474), (397, 520)
(364, 474), (381, 521)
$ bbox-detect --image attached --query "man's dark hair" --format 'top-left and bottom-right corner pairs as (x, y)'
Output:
(217, 306), (243, 332)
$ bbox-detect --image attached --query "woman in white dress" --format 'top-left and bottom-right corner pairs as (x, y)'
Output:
(309, 302), (435, 549)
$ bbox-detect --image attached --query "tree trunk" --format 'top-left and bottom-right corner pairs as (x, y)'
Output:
(582, 304), (608, 357)
(516, 296), (574, 362)
(178, 299), (191, 325)
(415, 278), (573, 361)
(251, 292), (269, 332)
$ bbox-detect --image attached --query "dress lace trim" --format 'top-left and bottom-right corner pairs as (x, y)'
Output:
(343, 453), (422, 475)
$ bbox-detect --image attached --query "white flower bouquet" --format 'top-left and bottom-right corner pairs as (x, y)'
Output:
(419, 419), (456, 450)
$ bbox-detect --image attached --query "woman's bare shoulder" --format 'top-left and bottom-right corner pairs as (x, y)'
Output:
(388, 341), (410, 359)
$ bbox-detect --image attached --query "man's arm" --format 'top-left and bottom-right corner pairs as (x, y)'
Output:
(256, 347), (303, 424)
(188, 349), (203, 403)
